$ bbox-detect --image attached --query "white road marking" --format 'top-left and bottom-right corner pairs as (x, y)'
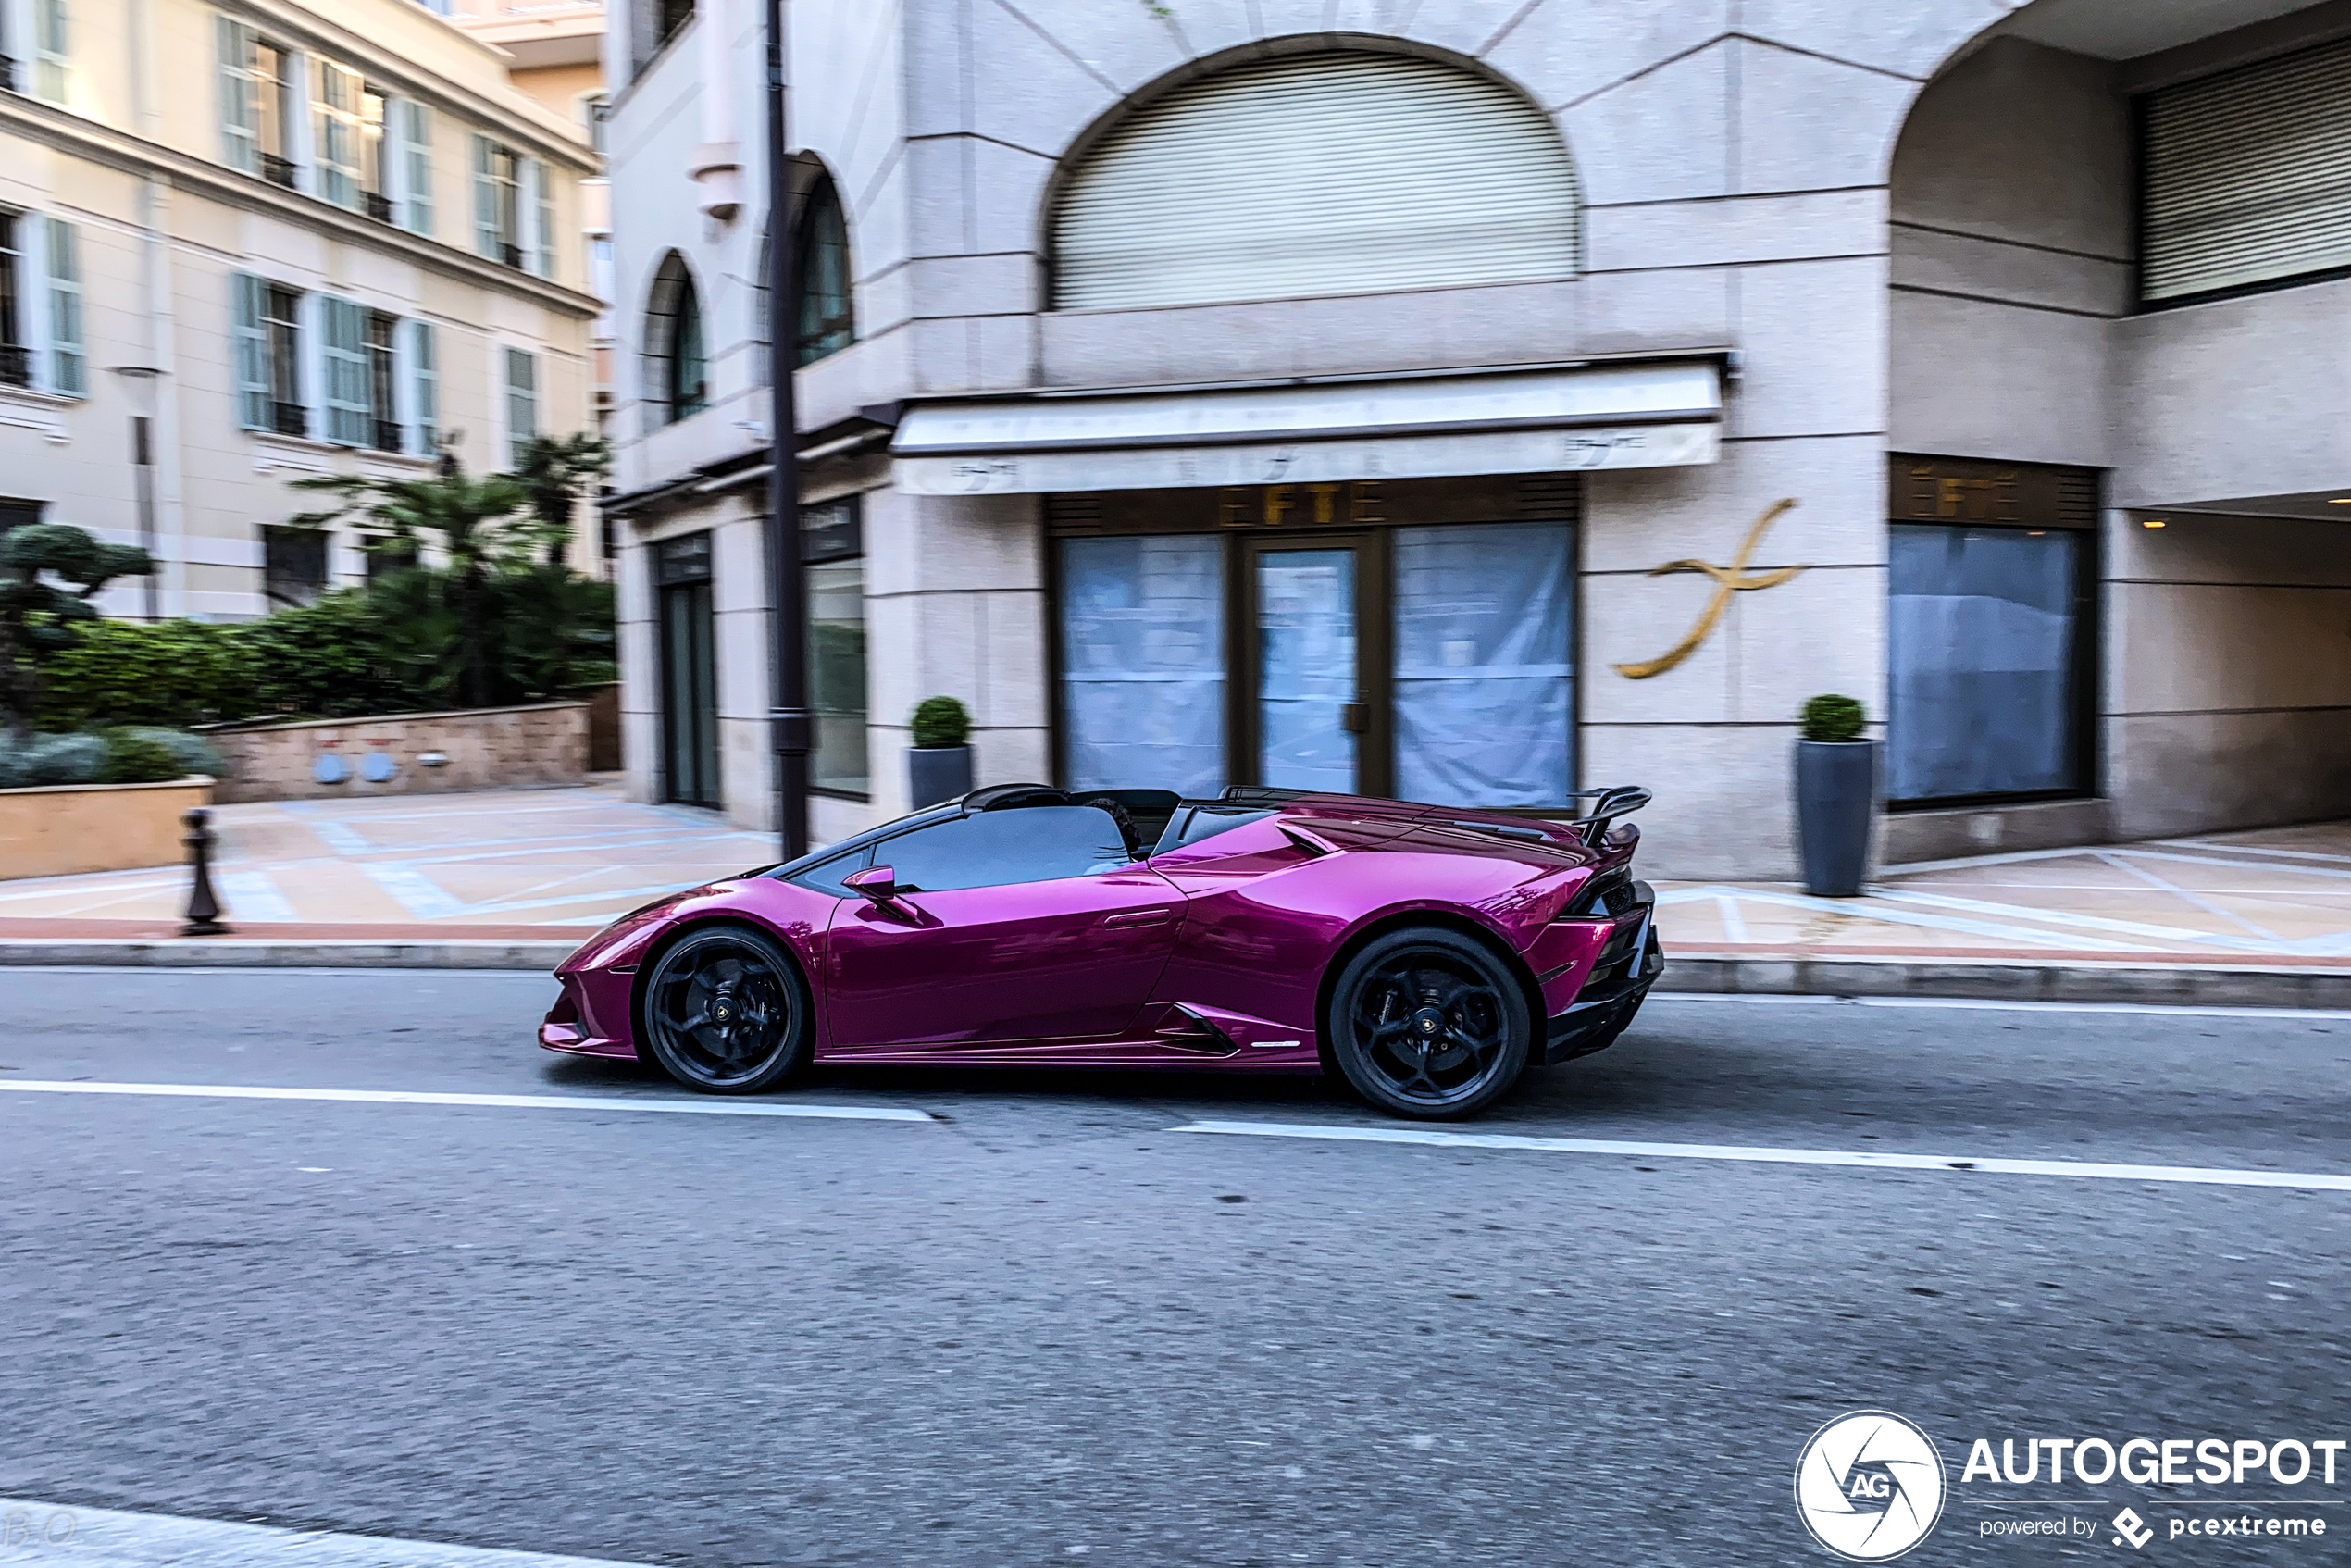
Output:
(216, 868), (298, 923)
(1171, 1119), (2351, 1191)
(0, 1496), (653, 1566)
(0, 1080), (933, 1122)
(1648, 992), (2351, 1021)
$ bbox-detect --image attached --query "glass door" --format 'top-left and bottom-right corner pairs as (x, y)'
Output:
(1251, 542), (1365, 792)
(656, 532), (720, 809)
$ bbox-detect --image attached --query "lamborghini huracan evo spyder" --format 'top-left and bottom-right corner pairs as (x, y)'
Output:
(541, 783), (1661, 1120)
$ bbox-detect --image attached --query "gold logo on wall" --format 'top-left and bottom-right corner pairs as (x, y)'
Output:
(1612, 498), (1807, 679)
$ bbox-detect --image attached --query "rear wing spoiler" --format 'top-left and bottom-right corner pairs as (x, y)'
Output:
(1563, 785), (1651, 845)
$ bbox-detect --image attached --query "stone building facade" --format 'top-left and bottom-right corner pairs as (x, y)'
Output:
(603, 0), (2351, 878)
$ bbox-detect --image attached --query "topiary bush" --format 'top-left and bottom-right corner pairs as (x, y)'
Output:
(911, 695), (971, 749)
(102, 728), (183, 784)
(1799, 693), (1867, 743)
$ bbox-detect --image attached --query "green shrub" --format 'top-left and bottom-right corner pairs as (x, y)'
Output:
(103, 728), (183, 784)
(1799, 694), (1867, 743)
(911, 695), (971, 749)
(32, 565), (618, 732)
(38, 619), (255, 730)
(0, 733), (108, 789)
(118, 727), (227, 779)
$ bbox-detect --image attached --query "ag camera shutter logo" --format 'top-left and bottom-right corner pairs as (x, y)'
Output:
(1794, 1411), (1947, 1561)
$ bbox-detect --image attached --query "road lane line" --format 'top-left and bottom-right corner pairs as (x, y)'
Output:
(1170, 1120), (2351, 1191)
(0, 1080), (932, 1122)
(0, 1496), (654, 1566)
(1648, 992), (2351, 1021)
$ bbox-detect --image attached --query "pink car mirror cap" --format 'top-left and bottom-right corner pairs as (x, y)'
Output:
(843, 865), (899, 901)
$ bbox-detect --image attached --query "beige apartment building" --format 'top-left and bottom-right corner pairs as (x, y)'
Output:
(441, 0), (613, 434)
(0, 0), (601, 620)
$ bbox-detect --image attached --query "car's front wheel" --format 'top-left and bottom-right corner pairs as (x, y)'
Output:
(639, 925), (812, 1094)
(1325, 927), (1532, 1120)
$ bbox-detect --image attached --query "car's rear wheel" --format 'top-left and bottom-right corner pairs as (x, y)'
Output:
(1325, 927), (1532, 1120)
(639, 925), (811, 1094)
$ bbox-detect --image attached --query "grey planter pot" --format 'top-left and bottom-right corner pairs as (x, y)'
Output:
(1796, 740), (1879, 897)
(908, 744), (974, 810)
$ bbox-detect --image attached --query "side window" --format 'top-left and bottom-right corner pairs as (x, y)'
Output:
(787, 842), (871, 897)
(876, 808), (1131, 893)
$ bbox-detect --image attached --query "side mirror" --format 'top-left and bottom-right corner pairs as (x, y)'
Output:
(843, 865), (900, 903)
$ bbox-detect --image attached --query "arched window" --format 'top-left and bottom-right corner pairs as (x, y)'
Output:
(1051, 51), (1578, 310)
(643, 251), (707, 428)
(796, 173), (853, 366)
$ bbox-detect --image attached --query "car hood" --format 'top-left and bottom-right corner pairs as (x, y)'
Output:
(557, 884), (719, 974)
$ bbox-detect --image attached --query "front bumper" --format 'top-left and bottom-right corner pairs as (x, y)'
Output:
(539, 968), (641, 1061)
(1536, 888), (1662, 1066)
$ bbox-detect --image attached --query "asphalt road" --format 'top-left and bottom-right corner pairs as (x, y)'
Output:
(2, 968), (2347, 1566)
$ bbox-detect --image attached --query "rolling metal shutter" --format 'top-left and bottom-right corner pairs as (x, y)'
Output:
(1052, 51), (1579, 312)
(2143, 37), (2351, 303)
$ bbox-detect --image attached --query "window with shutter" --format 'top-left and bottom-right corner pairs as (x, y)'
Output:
(472, 133), (502, 260)
(0, 215), (25, 391)
(526, 157), (554, 279)
(320, 294), (370, 446)
(315, 60), (364, 210)
(33, 0), (68, 104)
(504, 346), (536, 467)
(231, 273), (273, 431)
(400, 100), (434, 235)
(44, 218), (82, 398)
(217, 15), (258, 174)
(2142, 37), (2351, 305)
(1051, 50), (1580, 311)
(264, 282), (304, 435)
(407, 319), (438, 457)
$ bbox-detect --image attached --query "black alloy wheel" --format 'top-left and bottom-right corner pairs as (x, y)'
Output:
(639, 925), (812, 1094)
(1326, 927), (1532, 1119)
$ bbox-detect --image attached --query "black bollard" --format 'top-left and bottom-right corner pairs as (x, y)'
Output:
(180, 807), (231, 937)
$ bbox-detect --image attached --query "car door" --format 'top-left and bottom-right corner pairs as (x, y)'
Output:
(823, 805), (1185, 1051)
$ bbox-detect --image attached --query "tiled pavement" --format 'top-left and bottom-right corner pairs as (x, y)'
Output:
(2, 780), (2348, 970)
(0, 782), (775, 941)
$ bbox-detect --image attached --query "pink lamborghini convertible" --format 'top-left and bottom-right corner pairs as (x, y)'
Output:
(541, 783), (1660, 1119)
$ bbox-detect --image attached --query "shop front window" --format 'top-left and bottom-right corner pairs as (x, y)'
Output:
(1886, 456), (2096, 805)
(1060, 534), (1227, 799)
(804, 498), (867, 798)
(1053, 478), (1576, 808)
(1392, 522), (1574, 807)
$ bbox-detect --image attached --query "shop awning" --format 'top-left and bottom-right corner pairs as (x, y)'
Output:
(889, 359), (1723, 496)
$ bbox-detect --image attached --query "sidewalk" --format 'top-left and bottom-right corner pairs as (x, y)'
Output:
(1, 782), (2346, 1000)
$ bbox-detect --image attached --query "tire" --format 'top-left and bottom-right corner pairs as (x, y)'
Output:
(1325, 927), (1532, 1120)
(637, 924), (813, 1094)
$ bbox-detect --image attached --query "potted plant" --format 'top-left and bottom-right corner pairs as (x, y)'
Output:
(1795, 693), (1877, 897)
(908, 695), (974, 809)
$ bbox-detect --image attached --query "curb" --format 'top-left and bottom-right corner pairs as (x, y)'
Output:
(1664, 953), (2351, 1010)
(0, 940), (576, 970)
(3, 942), (2347, 1010)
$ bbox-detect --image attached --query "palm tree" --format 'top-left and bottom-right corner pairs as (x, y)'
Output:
(288, 463), (533, 710)
(509, 433), (614, 566)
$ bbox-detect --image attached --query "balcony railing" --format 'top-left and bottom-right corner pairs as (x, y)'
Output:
(0, 54), (18, 93)
(0, 344), (30, 388)
(371, 418), (403, 454)
(501, 242), (524, 269)
(365, 191), (394, 223)
(272, 401), (308, 439)
(261, 153), (297, 190)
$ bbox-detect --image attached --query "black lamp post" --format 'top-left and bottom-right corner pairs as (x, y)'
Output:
(762, 0), (811, 860)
